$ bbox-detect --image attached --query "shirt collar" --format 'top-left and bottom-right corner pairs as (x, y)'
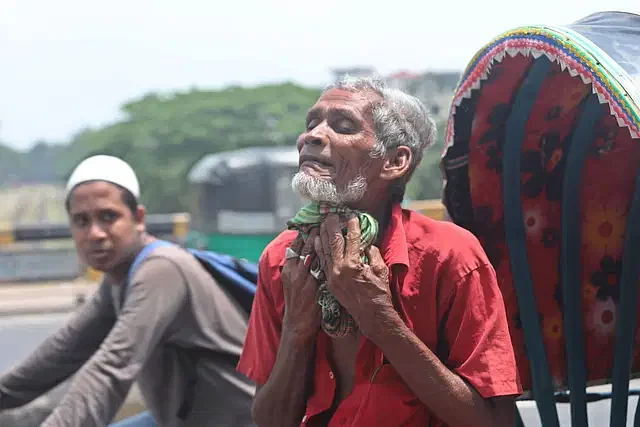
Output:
(378, 203), (410, 270)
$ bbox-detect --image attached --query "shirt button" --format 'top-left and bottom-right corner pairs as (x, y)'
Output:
(329, 371), (335, 379)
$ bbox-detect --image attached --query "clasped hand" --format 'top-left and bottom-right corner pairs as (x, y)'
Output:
(281, 229), (322, 338)
(314, 214), (394, 338)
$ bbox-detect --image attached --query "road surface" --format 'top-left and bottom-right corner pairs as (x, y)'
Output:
(0, 312), (638, 426)
(0, 312), (143, 425)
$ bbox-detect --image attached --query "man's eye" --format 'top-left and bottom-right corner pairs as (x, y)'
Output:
(306, 120), (319, 131)
(100, 212), (117, 222)
(73, 216), (89, 227)
(334, 120), (355, 133)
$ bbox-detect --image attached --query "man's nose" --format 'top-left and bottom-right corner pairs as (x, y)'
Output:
(87, 222), (108, 240)
(298, 124), (328, 150)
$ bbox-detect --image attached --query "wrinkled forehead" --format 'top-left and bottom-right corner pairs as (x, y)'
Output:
(67, 181), (126, 213)
(307, 88), (381, 121)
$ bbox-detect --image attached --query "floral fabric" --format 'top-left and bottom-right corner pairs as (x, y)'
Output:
(443, 56), (640, 390)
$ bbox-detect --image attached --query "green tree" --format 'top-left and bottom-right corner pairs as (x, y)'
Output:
(4, 83), (450, 215)
(405, 120), (447, 201)
(58, 83), (322, 213)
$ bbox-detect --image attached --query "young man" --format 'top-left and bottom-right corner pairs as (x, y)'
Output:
(0, 155), (255, 427)
(237, 77), (522, 427)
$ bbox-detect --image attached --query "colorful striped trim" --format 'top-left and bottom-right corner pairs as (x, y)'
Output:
(443, 26), (640, 153)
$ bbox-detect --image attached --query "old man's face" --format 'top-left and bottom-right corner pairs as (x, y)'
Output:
(292, 88), (382, 204)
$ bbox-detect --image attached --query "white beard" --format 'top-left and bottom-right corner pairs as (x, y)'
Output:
(291, 170), (368, 204)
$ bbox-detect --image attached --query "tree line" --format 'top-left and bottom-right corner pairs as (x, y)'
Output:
(0, 82), (446, 214)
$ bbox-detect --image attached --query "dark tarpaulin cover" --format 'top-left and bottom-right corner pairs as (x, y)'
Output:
(568, 11), (640, 84)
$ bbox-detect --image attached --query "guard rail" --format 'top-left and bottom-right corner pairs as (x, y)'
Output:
(0, 213), (190, 283)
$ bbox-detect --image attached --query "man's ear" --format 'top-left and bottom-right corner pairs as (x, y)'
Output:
(379, 146), (412, 182)
(135, 204), (146, 233)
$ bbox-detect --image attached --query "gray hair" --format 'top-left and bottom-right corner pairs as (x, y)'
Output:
(324, 75), (437, 203)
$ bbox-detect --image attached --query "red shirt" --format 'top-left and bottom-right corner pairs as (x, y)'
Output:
(237, 204), (521, 426)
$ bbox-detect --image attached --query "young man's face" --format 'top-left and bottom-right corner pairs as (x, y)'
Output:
(67, 181), (145, 274)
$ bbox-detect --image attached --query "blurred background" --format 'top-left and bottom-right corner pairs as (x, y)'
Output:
(0, 1), (638, 425)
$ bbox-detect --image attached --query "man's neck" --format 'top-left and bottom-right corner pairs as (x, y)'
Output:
(105, 234), (155, 284)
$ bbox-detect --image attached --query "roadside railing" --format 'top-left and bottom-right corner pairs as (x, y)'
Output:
(0, 213), (191, 283)
(0, 200), (447, 284)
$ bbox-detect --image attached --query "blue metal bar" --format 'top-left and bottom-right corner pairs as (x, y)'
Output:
(610, 160), (640, 426)
(560, 94), (603, 427)
(502, 57), (560, 427)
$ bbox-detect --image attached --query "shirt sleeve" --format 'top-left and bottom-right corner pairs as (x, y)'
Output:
(441, 262), (522, 398)
(40, 256), (188, 427)
(0, 282), (115, 410)
(236, 249), (283, 385)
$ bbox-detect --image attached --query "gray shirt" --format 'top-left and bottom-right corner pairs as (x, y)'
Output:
(0, 245), (255, 426)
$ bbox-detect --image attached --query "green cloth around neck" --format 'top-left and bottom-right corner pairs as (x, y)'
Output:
(286, 201), (379, 337)
(287, 201), (379, 248)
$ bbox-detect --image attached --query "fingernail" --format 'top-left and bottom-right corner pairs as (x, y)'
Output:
(303, 255), (312, 268)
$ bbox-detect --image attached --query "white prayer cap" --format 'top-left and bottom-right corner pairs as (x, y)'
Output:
(66, 155), (140, 199)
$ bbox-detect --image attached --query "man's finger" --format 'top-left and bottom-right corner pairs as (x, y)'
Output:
(304, 268), (321, 288)
(344, 215), (361, 262)
(296, 251), (315, 271)
(325, 214), (345, 263)
(365, 245), (387, 276)
(314, 236), (325, 268)
(284, 233), (305, 267)
(292, 229), (318, 271)
(319, 221), (332, 265)
(290, 233), (305, 253)
(301, 228), (319, 256)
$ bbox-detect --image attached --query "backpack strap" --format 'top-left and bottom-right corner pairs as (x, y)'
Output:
(119, 240), (174, 310)
(127, 240), (174, 288)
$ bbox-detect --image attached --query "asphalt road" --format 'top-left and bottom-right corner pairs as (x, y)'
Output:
(0, 312), (72, 372)
(0, 312), (638, 426)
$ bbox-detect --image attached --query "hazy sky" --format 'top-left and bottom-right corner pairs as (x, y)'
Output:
(1, 0), (638, 149)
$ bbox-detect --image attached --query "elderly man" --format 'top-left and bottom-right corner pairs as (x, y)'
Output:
(0, 155), (254, 427)
(237, 77), (522, 427)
